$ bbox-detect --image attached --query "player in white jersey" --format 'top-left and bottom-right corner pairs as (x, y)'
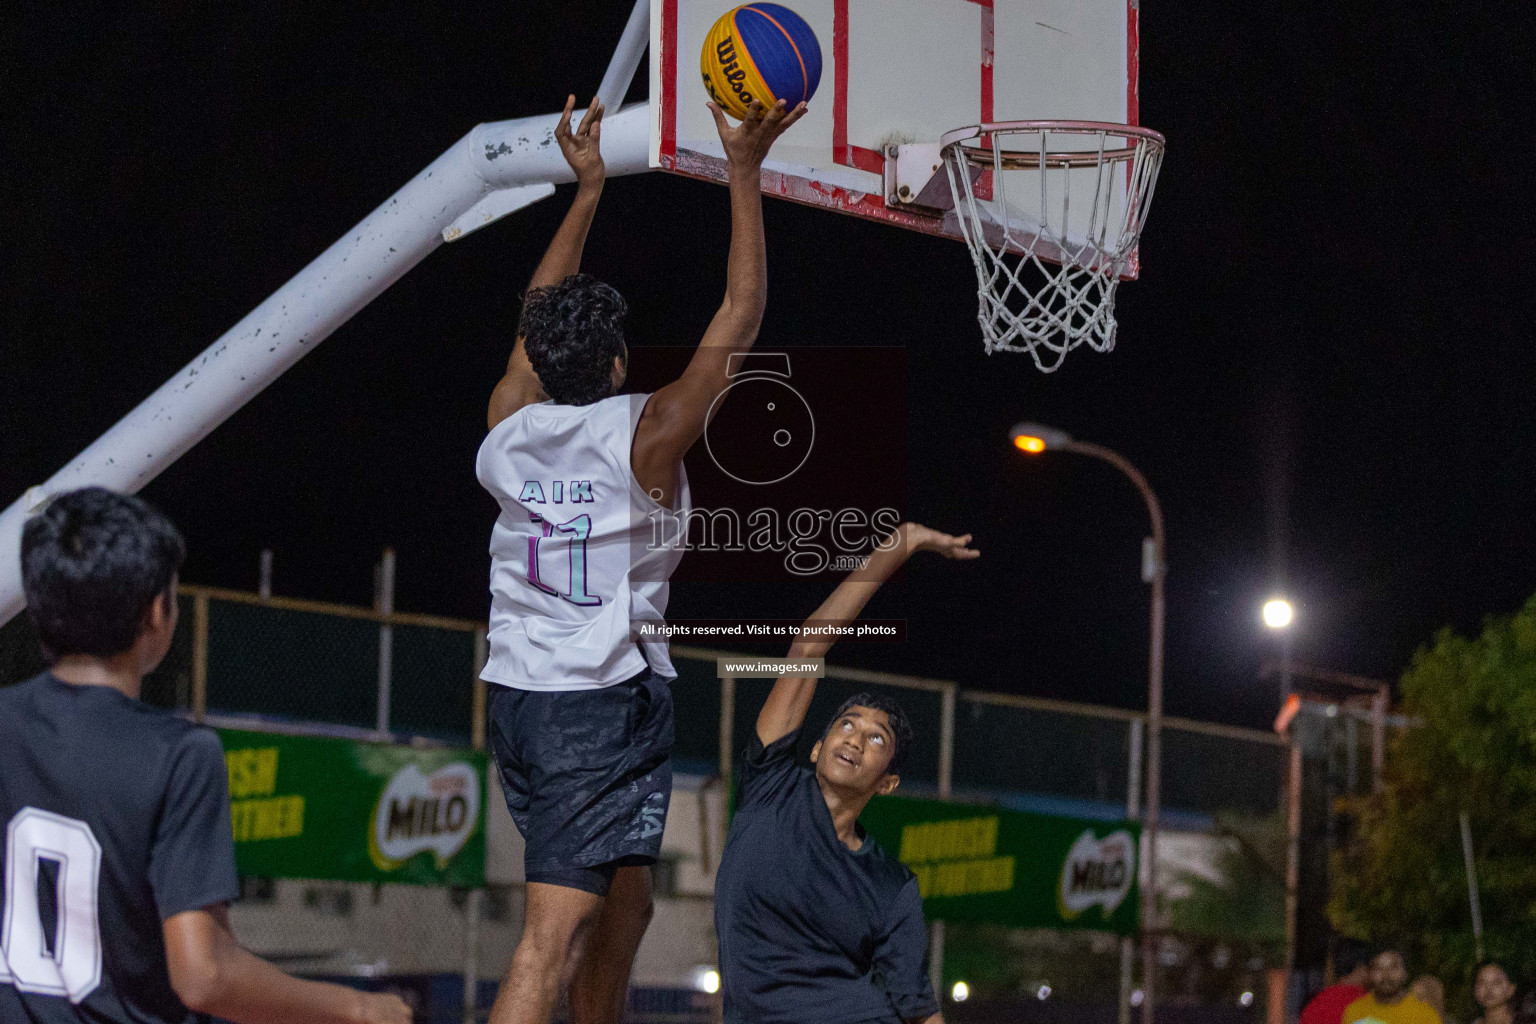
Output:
(476, 94), (805, 1024)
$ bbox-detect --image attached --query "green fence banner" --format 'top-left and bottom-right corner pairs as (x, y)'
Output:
(859, 795), (1140, 935)
(217, 729), (487, 887)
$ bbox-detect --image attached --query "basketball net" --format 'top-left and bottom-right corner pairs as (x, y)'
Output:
(941, 121), (1165, 371)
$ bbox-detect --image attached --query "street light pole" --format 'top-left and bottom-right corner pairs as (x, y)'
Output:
(1009, 425), (1165, 1024)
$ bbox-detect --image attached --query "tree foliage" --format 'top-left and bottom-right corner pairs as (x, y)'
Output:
(1330, 593), (1536, 997)
(1169, 812), (1286, 953)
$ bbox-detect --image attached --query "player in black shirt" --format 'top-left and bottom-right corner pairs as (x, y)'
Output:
(714, 521), (978, 1024)
(0, 487), (410, 1024)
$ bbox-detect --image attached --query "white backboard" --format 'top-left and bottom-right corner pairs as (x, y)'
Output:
(649, 0), (1138, 248)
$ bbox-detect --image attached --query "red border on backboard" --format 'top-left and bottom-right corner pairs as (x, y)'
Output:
(661, 0), (678, 158)
(1127, 0), (1139, 127)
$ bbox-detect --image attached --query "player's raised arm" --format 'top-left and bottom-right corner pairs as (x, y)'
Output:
(630, 97), (807, 502)
(488, 95), (606, 431)
(164, 904), (411, 1024)
(755, 523), (977, 746)
(527, 94), (606, 291)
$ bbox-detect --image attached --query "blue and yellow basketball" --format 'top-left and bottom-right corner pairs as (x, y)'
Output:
(700, 4), (822, 120)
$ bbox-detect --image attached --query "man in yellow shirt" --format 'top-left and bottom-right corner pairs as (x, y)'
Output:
(1343, 950), (1444, 1024)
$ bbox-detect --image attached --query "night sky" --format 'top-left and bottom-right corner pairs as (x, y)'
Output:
(5, 2), (1531, 730)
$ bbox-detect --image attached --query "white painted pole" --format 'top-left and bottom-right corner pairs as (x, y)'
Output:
(598, 0), (652, 111)
(0, 103), (651, 627)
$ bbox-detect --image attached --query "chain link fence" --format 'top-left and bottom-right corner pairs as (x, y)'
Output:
(1, 587), (1295, 1022)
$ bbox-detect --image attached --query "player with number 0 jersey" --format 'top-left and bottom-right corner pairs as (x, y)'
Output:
(0, 487), (409, 1024)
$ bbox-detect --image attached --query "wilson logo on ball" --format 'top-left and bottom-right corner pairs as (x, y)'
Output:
(700, 4), (822, 120)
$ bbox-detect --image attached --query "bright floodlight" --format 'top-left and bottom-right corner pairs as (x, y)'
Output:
(695, 968), (720, 994)
(951, 981), (970, 1003)
(1240, 991), (1255, 1008)
(1262, 598), (1294, 629)
(1009, 422), (1073, 453)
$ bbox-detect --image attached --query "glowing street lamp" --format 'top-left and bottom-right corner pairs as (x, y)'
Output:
(1263, 598), (1294, 630)
(1008, 422), (1164, 1024)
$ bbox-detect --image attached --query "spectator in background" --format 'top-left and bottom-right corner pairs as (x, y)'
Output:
(1412, 976), (1450, 1024)
(1343, 950), (1442, 1024)
(1471, 962), (1517, 1024)
(1302, 941), (1373, 1024)
(1503, 984), (1536, 1024)
(1513, 989), (1536, 1024)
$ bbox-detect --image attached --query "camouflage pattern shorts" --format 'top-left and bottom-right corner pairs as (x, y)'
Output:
(488, 670), (674, 895)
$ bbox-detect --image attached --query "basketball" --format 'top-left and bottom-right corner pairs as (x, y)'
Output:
(700, 4), (822, 120)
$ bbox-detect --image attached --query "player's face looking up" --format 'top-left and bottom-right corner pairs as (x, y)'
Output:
(810, 707), (900, 796)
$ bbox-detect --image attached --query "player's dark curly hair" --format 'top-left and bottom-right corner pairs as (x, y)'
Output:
(22, 487), (186, 660)
(823, 692), (916, 776)
(519, 273), (628, 406)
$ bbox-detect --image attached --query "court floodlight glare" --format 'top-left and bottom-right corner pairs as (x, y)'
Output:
(1262, 598), (1294, 629)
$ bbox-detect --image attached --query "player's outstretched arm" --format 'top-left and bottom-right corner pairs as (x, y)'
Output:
(487, 95), (605, 431)
(755, 524), (977, 746)
(631, 98), (807, 503)
(527, 94), (606, 292)
(164, 905), (411, 1024)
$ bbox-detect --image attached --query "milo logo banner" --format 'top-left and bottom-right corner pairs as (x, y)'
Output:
(218, 729), (486, 887)
(859, 795), (1139, 935)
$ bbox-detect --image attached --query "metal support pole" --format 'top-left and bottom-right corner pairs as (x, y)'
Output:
(1120, 718), (1144, 1024)
(1143, 541), (1165, 1024)
(937, 684), (955, 798)
(1345, 715), (1358, 795)
(464, 627), (490, 1023)
(929, 685), (957, 1000)
(1459, 811), (1485, 961)
(0, 97), (653, 628)
(1284, 739), (1303, 1015)
(375, 548), (395, 738)
(258, 549), (273, 599)
(472, 628), (489, 752)
(719, 674), (736, 821)
(598, 0), (651, 110)
(462, 886), (482, 1024)
(192, 592), (209, 722)
(1056, 443), (1165, 1024)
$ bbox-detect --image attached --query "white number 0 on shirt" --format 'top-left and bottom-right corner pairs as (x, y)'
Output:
(1, 807), (103, 1003)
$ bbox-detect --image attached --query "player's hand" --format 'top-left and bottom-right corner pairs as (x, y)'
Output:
(358, 990), (413, 1024)
(903, 523), (979, 560)
(555, 94), (605, 189)
(708, 98), (808, 173)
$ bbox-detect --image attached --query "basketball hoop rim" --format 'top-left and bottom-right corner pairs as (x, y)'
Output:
(940, 120), (1166, 168)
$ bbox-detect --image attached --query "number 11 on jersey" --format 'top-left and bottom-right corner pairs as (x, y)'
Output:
(526, 513), (602, 606)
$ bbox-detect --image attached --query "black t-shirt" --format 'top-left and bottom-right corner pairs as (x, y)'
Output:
(714, 728), (939, 1024)
(0, 673), (240, 1023)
